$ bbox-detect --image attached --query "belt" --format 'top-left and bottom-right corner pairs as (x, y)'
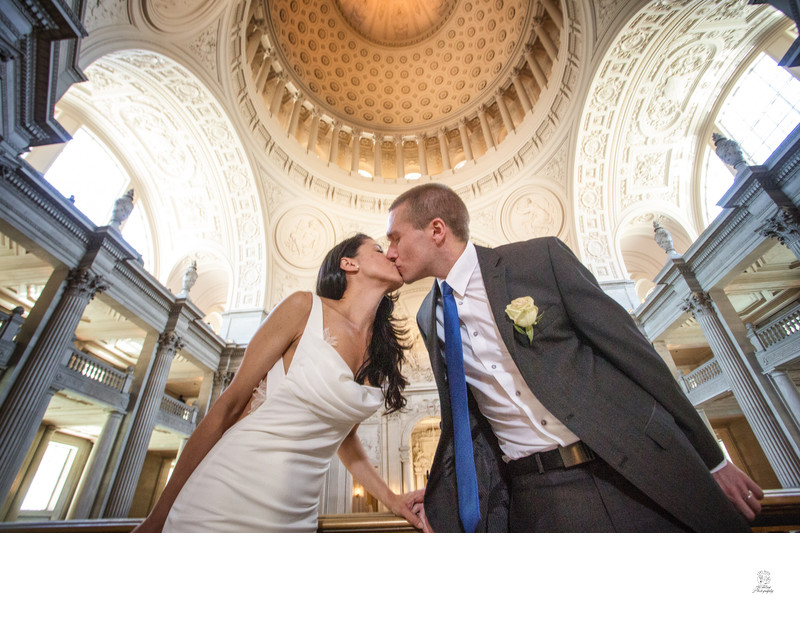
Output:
(506, 441), (596, 476)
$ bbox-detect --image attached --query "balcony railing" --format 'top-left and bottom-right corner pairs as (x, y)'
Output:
(160, 394), (198, 424)
(681, 358), (723, 391)
(64, 348), (133, 394)
(748, 302), (800, 350)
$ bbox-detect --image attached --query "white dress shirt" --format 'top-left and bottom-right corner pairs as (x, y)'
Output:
(436, 243), (579, 461)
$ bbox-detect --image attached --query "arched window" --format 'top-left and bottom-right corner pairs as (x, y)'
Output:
(703, 53), (800, 223)
(38, 127), (154, 269)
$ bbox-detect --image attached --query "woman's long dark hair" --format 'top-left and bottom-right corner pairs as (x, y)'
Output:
(316, 234), (408, 413)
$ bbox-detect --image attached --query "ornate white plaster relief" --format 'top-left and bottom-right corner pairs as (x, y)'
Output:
(574, 0), (786, 280)
(66, 50), (267, 311)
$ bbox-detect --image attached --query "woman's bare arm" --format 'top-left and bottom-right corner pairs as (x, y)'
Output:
(134, 292), (312, 532)
(337, 426), (425, 530)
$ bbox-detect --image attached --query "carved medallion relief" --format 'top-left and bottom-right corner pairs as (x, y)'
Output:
(274, 208), (336, 270)
(500, 187), (565, 241)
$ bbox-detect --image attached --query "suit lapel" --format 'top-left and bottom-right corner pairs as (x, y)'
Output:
(475, 245), (518, 360)
(418, 283), (439, 354)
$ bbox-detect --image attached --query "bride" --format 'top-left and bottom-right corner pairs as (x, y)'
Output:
(136, 234), (426, 532)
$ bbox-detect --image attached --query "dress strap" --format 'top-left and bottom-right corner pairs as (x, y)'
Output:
(308, 293), (324, 338)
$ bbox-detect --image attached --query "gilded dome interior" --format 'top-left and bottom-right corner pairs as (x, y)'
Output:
(247, 0), (563, 178)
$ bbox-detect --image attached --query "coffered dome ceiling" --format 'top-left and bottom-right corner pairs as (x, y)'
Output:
(245, 0), (563, 179)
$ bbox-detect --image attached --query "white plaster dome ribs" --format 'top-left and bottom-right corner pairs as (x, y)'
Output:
(243, 0), (564, 180)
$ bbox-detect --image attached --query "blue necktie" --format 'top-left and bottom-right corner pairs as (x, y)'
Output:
(441, 281), (480, 532)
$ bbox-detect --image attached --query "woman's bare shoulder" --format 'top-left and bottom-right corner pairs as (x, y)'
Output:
(275, 290), (313, 313)
(253, 291), (313, 337)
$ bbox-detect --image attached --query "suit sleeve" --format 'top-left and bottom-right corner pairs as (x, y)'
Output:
(544, 237), (725, 469)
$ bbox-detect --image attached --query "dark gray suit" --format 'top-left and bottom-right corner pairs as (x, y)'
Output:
(417, 237), (749, 532)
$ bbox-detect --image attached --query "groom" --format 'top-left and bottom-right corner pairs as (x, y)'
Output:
(386, 183), (762, 532)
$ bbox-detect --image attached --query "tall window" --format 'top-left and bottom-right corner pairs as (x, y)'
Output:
(44, 127), (129, 224)
(704, 53), (800, 223)
(19, 441), (78, 513)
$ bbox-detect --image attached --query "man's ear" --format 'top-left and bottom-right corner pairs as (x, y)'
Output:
(340, 257), (359, 272)
(430, 217), (447, 244)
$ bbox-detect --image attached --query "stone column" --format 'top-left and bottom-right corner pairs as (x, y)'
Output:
(67, 409), (125, 519)
(328, 121), (341, 166)
(306, 107), (320, 152)
(511, 70), (532, 110)
(350, 130), (361, 174)
(652, 339), (681, 381)
(269, 75), (286, 115)
(683, 292), (800, 486)
(458, 119), (473, 162)
(254, 50), (273, 93)
(175, 437), (188, 463)
(496, 90), (515, 134)
(399, 445), (413, 494)
(417, 134), (428, 176)
(540, 0), (563, 29)
(395, 136), (404, 179)
(193, 369), (216, 423)
(757, 209), (800, 261)
(0, 268), (107, 502)
(246, 32), (261, 65)
(534, 20), (558, 61)
(287, 94), (303, 138)
(104, 331), (185, 517)
(765, 369), (800, 430)
(207, 369), (234, 410)
(524, 45), (547, 89)
(478, 106), (495, 150)
(437, 128), (451, 171)
(373, 135), (382, 179)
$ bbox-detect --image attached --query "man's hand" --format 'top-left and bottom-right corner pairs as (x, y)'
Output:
(713, 462), (763, 521)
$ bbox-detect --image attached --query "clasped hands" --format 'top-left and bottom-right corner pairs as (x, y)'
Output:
(390, 489), (433, 532)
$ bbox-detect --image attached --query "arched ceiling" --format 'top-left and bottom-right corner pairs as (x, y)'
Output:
(265, 0), (529, 130)
(246, 0), (565, 179)
(335, 0), (459, 47)
(59, 49), (268, 311)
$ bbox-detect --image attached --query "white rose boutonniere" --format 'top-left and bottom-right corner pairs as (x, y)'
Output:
(505, 296), (542, 345)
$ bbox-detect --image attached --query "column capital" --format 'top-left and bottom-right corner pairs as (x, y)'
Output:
(757, 210), (800, 247)
(682, 291), (713, 318)
(65, 267), (109, 300)
(158, 330), (185, 354)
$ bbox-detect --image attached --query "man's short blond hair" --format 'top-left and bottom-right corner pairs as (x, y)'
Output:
(389, 183), (469, 241)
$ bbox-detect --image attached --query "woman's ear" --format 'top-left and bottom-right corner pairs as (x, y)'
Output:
(340, 257), (360, 272)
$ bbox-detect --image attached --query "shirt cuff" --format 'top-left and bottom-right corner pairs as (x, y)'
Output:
(710, 458), (728, 473)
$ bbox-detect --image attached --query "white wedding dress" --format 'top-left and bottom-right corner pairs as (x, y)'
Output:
(163, 295), (383, 532)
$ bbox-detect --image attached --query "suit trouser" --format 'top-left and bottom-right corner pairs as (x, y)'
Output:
(507, 455), (691, 532)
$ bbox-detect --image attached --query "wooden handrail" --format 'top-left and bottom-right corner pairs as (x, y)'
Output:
(0, 513), (418, 533)
(1, 494), (796, 532)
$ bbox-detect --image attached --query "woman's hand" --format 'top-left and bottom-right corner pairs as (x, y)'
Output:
(387, 489), (431, 532)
